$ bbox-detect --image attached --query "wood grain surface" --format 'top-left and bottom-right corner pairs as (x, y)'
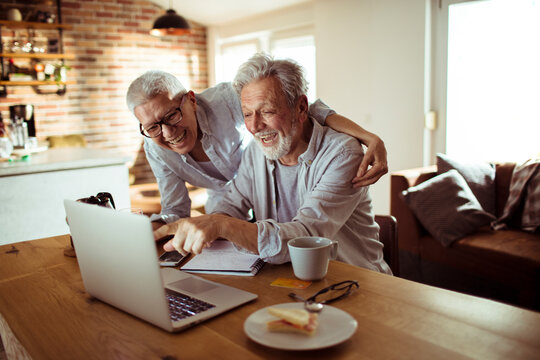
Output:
(1, 235), (539, 359)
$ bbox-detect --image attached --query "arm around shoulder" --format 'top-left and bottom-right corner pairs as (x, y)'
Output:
(324, 113), (388, 187)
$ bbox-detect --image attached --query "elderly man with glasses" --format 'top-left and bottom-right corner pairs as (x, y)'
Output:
(155, 53), (391, 273)
(127, 68), (388, 232)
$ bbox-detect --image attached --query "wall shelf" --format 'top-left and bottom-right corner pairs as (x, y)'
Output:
(0, 80), (75, 86)
(0, 53), (75, 60)
(0, 1), (72, 97)
(0, 20), (72, 30)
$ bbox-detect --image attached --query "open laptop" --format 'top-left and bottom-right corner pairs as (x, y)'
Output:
(64, 199), (257, 332)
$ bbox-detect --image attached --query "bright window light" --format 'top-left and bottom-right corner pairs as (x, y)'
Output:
(446, 0), (540, 162)
(271, 36), (316, 102)
(216, 42), (258, 84)
(215, 30), (316, 101)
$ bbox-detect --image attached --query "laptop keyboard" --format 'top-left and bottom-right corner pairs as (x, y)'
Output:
(166, 289), (216, 321)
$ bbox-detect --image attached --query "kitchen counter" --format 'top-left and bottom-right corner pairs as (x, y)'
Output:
(0, 147), (129, 177)
(1, 148), (132, 245)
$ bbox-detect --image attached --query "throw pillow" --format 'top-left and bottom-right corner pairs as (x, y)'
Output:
(437, 153), (496, 215)
(492, 159), (540, 232)
(401, 169), (496, 247)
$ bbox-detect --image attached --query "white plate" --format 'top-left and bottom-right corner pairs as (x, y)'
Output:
(244, 302), (357, 350)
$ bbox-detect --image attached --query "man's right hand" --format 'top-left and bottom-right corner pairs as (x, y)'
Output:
(152, 220), (166, 232)
(153, 215), (221, 256)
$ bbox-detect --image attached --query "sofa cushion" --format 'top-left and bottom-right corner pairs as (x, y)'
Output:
(401, 169), (495, 247)
(455, 226), (540, 270)
(437, 153), (496, 215)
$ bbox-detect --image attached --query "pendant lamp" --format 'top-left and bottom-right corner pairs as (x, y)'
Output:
(150, 0), (191, 36)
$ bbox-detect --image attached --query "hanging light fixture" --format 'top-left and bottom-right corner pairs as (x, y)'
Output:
(150, 0), (191, 36)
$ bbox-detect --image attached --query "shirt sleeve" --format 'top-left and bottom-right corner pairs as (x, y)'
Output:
(308, 99), (336, 126)
(209, 150), (254, 222)
(143, 139), (191, 223)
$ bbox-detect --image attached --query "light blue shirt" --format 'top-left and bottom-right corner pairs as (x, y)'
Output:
(212, 119), (392, 273)
(144, 82), (335, 223)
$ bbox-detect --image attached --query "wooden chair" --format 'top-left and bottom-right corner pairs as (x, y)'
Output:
(375, 215), (399, 276)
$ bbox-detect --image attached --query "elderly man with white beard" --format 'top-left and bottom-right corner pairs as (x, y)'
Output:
(155, 53), (391, 273)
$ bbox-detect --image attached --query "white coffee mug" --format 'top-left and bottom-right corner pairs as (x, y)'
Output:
(288, 237), (338, 281)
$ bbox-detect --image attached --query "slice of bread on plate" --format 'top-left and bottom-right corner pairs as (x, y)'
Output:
(266, 307), (319, 336)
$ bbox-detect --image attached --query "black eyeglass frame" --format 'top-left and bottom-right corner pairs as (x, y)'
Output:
(305, 280), (359, 304)
(139, 94), (187, 138)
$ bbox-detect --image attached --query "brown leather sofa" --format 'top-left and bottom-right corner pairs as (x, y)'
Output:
(391, 163), (540, 310)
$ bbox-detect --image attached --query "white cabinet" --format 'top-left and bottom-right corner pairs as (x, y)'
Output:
(0, 148), (131, 245)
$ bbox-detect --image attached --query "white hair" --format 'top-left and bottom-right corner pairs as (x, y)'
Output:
(126, 70), (186, 113)
(233, 52), (308, 109)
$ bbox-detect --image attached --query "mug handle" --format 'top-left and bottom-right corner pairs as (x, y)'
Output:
(330, 240), (338, 260)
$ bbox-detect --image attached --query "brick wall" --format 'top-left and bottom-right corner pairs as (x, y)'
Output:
(0, 0), (208, 184)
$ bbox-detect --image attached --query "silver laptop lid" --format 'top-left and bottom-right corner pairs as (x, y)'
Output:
(64, 199), (257, 332)
(65, 199), (174, 331)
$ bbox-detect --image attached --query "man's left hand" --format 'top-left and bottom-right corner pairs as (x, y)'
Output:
(352, 135), (388, 187)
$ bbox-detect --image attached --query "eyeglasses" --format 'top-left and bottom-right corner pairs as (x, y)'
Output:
(290, 280), (359, 305)
(139, 95), (187, 138)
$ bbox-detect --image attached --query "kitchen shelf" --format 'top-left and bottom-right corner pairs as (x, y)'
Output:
(0, 53), (75, 60)
(0, 80), (75, 86)
(0, 1), (72, 97)
(0, 20), (72, 30)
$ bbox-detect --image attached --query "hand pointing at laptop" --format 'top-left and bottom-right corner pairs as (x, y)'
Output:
(153, 214), (259, 256)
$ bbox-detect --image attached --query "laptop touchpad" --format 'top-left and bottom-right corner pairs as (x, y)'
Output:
(169, 277), (218, 294)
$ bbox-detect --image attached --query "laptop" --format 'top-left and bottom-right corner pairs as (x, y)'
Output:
(64, 199), (257, 332)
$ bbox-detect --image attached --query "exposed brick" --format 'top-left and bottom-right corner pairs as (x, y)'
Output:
(80, 3), (103, 11)
(104, 5), (122, 11)
(82, 18), (101, 25)
(96, 12), (114, 18)
(62, 2), (82, 9)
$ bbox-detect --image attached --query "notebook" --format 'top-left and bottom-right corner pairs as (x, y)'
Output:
(181, 240), (265, 276)
(64, 199), (257, 333)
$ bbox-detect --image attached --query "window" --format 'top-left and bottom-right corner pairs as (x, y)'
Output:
(215, 40), (258, 87)
(431, 0), (540, 163)
(271, 35), (316, 101)
(214, 27), (316, 102)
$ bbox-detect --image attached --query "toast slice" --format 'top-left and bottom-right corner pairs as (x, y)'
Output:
(266, 307), (319, 336)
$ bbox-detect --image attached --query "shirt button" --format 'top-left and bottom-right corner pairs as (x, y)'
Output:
(308, 160), (312, 165)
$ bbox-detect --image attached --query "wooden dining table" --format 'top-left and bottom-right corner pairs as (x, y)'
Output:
(1, 234), (539, 359)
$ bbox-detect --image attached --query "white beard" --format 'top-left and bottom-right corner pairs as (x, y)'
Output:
(254, 122), (297, 160)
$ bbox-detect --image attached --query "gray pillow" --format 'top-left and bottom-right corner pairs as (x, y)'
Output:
(401, 169), (496, 247)
(437, 153), (496, 215)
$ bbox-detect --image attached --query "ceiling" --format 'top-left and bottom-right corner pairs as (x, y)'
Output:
(151, 0), (311, 26)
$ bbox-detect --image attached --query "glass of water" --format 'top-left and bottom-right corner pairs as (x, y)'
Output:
(0, 137), (13, 158)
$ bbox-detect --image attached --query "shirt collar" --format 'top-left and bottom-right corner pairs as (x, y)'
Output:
(195, 95), (212, 136)
(297, 117), (323, 166)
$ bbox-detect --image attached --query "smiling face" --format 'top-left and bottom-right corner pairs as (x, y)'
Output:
(134, 91), (199, 155)
(241, 77), (308, 163)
